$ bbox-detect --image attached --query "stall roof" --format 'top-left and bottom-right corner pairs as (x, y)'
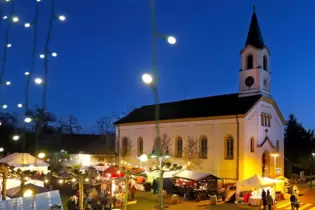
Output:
(0, 153), (49, 167)
(173, 170), (221, 181)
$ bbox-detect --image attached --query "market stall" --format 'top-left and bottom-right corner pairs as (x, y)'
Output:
(0, 153), (49, 174)
(236, 174), (285, 205)
(172, 170), (221, 201)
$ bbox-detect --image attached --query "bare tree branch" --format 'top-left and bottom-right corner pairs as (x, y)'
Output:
(183, 136), (202, 169)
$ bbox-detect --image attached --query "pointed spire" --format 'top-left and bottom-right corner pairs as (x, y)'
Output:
(245, 6), (265, 49)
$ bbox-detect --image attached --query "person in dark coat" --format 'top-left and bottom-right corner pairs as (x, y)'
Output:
(152, 179), (158, 194)
(261, 189), (267, 210)
(67, 196), (76, 210)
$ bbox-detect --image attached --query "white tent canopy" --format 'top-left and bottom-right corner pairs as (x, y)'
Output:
(0, 153), (49, 174)
(236, 174), (284, 194)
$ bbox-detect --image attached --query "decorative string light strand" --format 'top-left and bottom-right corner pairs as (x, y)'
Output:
(42, 0), (55, 110)
(25, 1), (40, 112)
(0, 0), (15, 101)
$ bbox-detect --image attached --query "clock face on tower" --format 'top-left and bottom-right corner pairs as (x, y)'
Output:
(245, 76), (254, 87)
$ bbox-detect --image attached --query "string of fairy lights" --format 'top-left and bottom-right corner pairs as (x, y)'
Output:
(0, 0), (66, 124)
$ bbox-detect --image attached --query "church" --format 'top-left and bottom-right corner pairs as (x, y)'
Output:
(114, 9), (285, 182)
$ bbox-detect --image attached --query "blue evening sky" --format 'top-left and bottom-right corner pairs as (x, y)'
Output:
(1, 0), (314, 132)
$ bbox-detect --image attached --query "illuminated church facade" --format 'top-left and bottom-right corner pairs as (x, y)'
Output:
(115, 9), (284, 181)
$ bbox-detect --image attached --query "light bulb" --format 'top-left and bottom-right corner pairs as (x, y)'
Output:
(5, 0), (10, 2)
(142, 73), (153, 85)
(25, 72), (30, 76)
(3, 16), (7, 20)
(167, 36), (176, 45)
(2, 104), (7, 109)
(58, 15), (66, 21)
(12, 135), (20, 141)
(34, 78), (43, 84)
(24, 23), (31, 28)
(5, 81), (11, 86)
(51, 52), (57, 57)
(12, 17), (19, 22)
(39, 54), (45, 59)
(17, 104), (23, 108)
(24, 117), (32, 123)
(7, 43), (11, 48)
(36, 0), (41, 2)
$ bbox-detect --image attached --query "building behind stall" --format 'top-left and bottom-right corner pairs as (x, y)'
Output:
(114, 8), (285, 182)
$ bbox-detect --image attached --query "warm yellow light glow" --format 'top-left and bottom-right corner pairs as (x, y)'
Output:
(58, 179), (64, 184)
(44, 179), (49, 183)
(85, 178), (89, 182)
(23, 189), (33, 197)
(37, 152), (46, 159)
(167, 36), (176, 45)
(96, 176), (100, 180)
(140, 154), (148, 162)
(142, 73), (153, 85)
(271, 153), (279, 157)
(12, 135), (20, 141)
(0, 148), (4, 152)
(71, 178), (76, 182)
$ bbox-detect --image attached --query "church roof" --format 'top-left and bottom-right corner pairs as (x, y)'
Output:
(115, 93), (262, 125)
(245, 7), (265, 49)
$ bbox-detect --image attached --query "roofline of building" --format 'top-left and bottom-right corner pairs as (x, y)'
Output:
(114, 114), (246, 127)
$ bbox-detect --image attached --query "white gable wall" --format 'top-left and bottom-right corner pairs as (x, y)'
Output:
(117, 117), (242, 180)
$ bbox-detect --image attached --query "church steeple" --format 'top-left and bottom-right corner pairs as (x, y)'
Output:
(245, 6), (265, 49)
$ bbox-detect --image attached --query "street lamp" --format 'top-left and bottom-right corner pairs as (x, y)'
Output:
(37, 152), (46, 159)
(12, 135), (20, 141)
(139, 154), (148, 168)
(0, 147), (4, 152)
(271, 153), (279, 178)
(311, 153), (315, 188)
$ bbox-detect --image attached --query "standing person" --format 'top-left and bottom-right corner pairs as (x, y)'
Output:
(130, 184), (136, 200)
(152, 179), (157, 194)
(267, 193), (274, 210)
(67, 196), (76, 210)
(290, 193), (297, 210)
(261, 189), (267, 210)
(105, 192), (113, 210)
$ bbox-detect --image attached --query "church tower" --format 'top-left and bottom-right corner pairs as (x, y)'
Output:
(239, 7), (271, 97)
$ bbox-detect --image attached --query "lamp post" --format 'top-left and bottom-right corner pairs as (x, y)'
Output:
(141, 73), (170, 210)
(271, 153), (279, 178)
(311, 153), (315, 188)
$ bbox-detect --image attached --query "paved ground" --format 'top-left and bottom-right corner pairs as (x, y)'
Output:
(126, 186), (315, 210)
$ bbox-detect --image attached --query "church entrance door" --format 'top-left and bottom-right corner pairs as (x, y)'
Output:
(262, 150), (271, 177)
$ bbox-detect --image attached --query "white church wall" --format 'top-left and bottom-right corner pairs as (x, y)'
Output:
(117, 117), (240, 178)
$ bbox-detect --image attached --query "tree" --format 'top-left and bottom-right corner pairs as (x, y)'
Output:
(0, 162), (9, 200)
(60, 115), (82, 134)
(96, 117), (114, 145)
(161, 133), (172, 154)
(183, 136), (202, 169)
(285, 114), (314, 169)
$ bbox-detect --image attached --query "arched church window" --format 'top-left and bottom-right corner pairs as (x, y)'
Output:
(247, 54), (253, 69)
(261, 113), (265, 126)
(267, 115), (271, 127)
(122, 137), (129, 156)
(226, 136), (234, 159)
(199, 136), (208, 159)
(137, 137), (144, 156)
(264, 114), (268, 127)
(276, 140), (280, 153)
(250, 137), (255, 153)
(175, 136), (183, 157)
(263, 55), (268, 71)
